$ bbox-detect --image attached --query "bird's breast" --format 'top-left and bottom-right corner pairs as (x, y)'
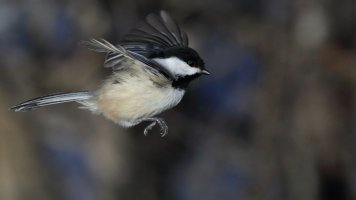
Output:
(95, 71), (185, 122)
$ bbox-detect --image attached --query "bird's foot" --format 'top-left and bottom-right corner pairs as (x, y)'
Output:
(139, 117), (168, 137)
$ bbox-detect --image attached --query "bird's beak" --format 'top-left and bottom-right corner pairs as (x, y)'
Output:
(201, 69), (210, 75)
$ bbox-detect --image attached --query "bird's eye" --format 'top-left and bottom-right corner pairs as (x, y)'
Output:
(187, 60), (194, 66)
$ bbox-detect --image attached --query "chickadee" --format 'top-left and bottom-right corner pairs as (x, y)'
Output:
(11, 11), (209, 137)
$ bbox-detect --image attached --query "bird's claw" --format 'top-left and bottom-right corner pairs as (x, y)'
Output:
(141, 118), (168, 137)
(156, 119), (168, 137)
(144, 121), (156, 136)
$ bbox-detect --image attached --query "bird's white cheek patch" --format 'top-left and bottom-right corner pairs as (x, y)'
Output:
(153, 57), (200, 76)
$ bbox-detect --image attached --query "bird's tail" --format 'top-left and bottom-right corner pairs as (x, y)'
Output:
(10, 91), (93, 112)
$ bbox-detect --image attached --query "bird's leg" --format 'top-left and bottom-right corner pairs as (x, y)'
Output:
(136, 117), (168, 137)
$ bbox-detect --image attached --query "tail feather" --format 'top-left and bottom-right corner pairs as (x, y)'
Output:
(10, 91), (93, 112)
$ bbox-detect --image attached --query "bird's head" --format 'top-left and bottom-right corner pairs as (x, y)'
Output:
(152, 47), (210, 84)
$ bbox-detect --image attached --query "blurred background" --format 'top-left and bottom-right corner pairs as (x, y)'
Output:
(1, 0), (356, 199)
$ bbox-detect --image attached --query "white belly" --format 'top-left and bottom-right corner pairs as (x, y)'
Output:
(94, 72), (185, 124)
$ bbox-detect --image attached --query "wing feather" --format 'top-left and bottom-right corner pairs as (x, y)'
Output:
(82, 39), (174, 80)
(160, 11), (184, 46)
(145, 13), (178, 46)
(82, 11), (188, 81)
(120, 11), (189, 56)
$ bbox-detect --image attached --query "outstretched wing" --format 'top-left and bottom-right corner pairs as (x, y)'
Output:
(120, 10), (188, 54)
(104, 10), (189, 69)
(82, 39), (174, 80)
